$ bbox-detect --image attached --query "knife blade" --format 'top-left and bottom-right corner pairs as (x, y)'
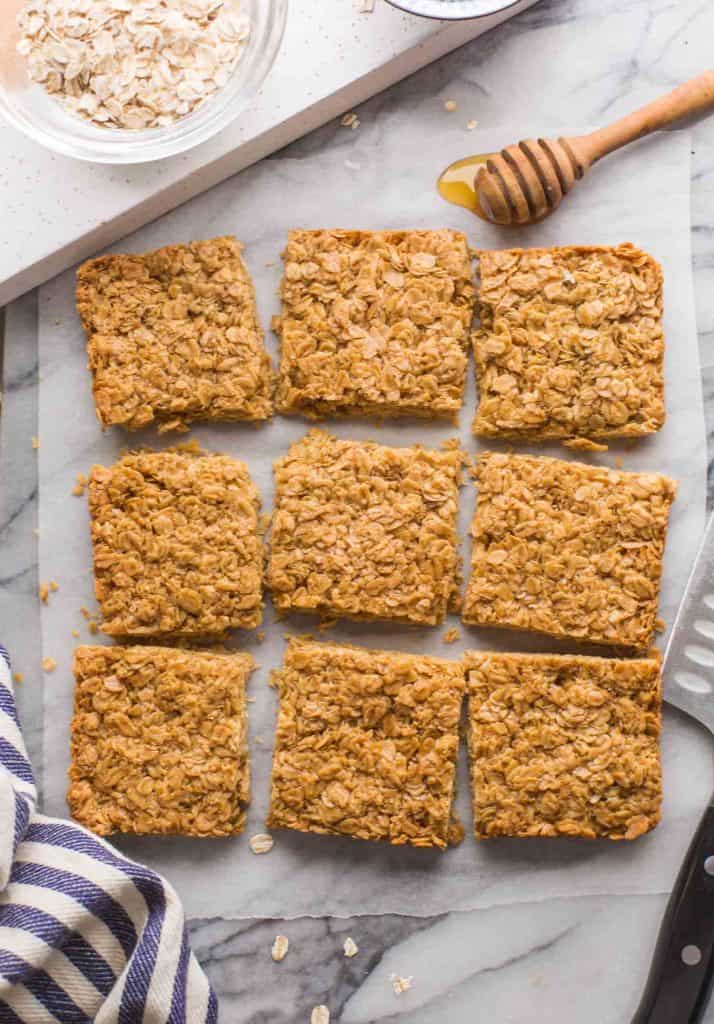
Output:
(634, 509), (714, 1023)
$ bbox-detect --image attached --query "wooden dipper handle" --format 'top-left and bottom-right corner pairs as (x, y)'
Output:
(565, 70), (714, 175)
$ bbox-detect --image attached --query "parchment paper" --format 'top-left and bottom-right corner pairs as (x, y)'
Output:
(38, 128), (710, 919)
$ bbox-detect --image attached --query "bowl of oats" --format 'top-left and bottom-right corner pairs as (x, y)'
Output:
(0, 0), (287, 163)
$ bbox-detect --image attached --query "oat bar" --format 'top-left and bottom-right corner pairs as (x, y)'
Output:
(267, 637), (465, 848)
(89, 448), (263, 636)
(77, 236), (273, 432)
(68, 644), (253, 837)
(466, 650), (662, 840)
(462, 452), (676, 649)
(473, 244), (665, 444)
(275, 229), (474, 419)
(267, 430), (461, 626)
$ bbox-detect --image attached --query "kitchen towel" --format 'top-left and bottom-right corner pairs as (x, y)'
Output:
(0, 647), (216, 1023)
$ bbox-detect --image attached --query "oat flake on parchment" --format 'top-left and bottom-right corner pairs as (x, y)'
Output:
(16, 0), (251, 130)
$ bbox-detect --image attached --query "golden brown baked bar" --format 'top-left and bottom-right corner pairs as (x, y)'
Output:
(89, 448), (263, 636)
(267, 637), (465, 848)
(466, 650), (662, 840)
(268, 430), (461, 626)
(77, 236), (273, 432)
(68, 644), (253, 837)
(473, 244), (665, 445)
(275, 229), (474, 419)
(462, 452), (676, 649)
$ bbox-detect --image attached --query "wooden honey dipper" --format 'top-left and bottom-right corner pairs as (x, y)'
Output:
(438, 71), (714, 225)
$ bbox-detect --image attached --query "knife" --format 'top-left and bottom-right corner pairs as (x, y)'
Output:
(633, 509), (714, 1023)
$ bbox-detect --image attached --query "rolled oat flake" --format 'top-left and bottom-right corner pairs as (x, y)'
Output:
(16, 0), (251, 130)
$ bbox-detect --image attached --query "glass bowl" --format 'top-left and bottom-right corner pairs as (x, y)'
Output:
(0, 0), (287, 164)
(385, 0), (523, 18)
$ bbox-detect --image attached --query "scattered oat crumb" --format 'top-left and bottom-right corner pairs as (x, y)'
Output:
(13, 672), (24, 684)
(88, 620), (99, 635)
(50, 580), (58, 592)
(466, 118), (478, 130)
(442, 627), (459, 644)
(256, 631), (265, 642)
(42, 657), (57, 673)
(359, 0), (375, 10)
(71, 629), (80, 638)
(32, 437), (40, 450)
(343, 937), (359, 958)
(72, 473), (88, 497)
(390, 974), (413, 995)
(39, 582), (49, 603)
(249, 833), (274, 854)
(444, 99), (457, 112)
(317, 617), (338, 632)
(271, 935), (289, 962)
(655, 618), (666, 633)
(311, 1007), (330, 1024)
(340, 112), (360, 130)
(80, 606), (91, 620)
(246, 696), (256, 704)
(563, 437), (609, 453)
(614, 457), (624, 469)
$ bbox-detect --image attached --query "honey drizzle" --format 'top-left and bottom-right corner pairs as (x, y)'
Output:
(436, 153), (493, 220)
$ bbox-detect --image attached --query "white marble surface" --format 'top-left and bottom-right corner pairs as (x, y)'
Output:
(4, 0), (714, 1019)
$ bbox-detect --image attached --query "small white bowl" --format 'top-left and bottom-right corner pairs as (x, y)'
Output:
(0, 0), (287, 164)
(386, 0), (524, 19)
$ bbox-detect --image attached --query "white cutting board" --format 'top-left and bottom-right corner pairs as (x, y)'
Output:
(0, 0), (537, 306)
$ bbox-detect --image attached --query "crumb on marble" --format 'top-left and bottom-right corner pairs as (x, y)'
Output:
(444, 99), (457, 112)
(42, 657), (57, 672)
(72, 473), (88, 497)
(13, 672), (24, 684)
(32, 436), (40, 450)
(390, 974), (413, 995)
(39, 582), (49, 603)
(340, 112), (360, 129)
(271, 935), (289, 962)
(442, 627), (459, 644)
(249, 833), (274, 854)
(343, 937), (359, 958)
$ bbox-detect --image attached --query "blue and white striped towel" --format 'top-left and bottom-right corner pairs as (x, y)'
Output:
(0, 646), (217, 1023)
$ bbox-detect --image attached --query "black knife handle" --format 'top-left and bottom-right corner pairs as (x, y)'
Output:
(633, 801), (714, 1024)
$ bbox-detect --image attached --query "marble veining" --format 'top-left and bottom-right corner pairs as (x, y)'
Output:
(4, 0), (714, 1019)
